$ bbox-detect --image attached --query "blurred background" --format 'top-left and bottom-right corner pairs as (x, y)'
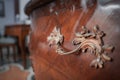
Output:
(0, 0), (34, 80)
(0, 0), (30, 34)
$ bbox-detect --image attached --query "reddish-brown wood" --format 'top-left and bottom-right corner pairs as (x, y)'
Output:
(25, 0), (120, 80)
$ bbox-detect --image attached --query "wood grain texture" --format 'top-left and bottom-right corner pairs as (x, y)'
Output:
(28, 0), (120, 80)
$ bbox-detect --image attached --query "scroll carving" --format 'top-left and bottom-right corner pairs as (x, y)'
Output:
(47, 25), (114, 69)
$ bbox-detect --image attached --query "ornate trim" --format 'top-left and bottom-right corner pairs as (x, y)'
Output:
(47, 25), (114, 68)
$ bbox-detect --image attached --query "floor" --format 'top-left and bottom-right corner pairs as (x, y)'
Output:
(0, 47), (31, 68)
(0, 48), (35, 80)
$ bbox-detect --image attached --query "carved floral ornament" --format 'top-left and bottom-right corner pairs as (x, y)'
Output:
(47, 25), (114, 69)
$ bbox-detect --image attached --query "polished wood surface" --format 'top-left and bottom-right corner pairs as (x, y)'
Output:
(5, 24), (30, 68)
(26, 0), (120, 80)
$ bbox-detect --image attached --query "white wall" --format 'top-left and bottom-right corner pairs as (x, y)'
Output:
(0, 0), (30, 35)
(19, 0), (30, 21)
(0, 0), (15, 35)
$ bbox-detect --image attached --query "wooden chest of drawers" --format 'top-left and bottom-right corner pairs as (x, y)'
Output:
(25, 0), (120, 80)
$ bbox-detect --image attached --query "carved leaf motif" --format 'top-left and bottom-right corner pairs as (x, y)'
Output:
(47, 25), (114, 69)
(102, 54), (111, 61)
(102, 45), (114, 52)
(90, 58), (103, 68)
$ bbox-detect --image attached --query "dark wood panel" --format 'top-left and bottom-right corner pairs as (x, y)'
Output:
(14, 0), (19, 15)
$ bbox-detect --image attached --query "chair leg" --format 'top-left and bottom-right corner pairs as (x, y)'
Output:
(13, 45), (17, 62)
(22, 52), (27, 69)
(0, 48), (3, 64)
(7, 47), (10, 60)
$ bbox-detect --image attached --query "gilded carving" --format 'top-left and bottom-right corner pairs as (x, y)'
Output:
(47, 25), (114, 69)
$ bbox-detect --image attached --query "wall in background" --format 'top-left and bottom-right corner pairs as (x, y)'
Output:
(19, 0), (30, 22)
(0, 0), (15, 35)
(0, 0), (30, 35)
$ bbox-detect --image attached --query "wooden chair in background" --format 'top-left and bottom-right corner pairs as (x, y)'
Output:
(3, 24), (30, 68)
(0, 27), (17, 64)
